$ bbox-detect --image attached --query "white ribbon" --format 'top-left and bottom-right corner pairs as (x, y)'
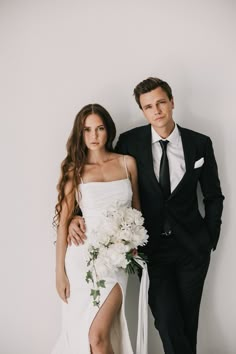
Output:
(135, 259), (150, 354)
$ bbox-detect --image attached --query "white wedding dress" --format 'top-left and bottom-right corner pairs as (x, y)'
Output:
(52, 164), (149, 354)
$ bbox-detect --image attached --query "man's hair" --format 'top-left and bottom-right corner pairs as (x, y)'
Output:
(133, 77), (173, 109)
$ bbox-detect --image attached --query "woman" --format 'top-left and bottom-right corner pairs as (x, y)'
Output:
(52, 104), (148, 354)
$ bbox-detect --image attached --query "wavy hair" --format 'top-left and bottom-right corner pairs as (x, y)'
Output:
(53, 103), (116, 228)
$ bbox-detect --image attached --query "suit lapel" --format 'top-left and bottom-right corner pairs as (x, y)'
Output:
(138, 125), (162, 193)
(139, 125), (153, 170)
(168, 125), (196, 199)
(138, 124), (196, 199)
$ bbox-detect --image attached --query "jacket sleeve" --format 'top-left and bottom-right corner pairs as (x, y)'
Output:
(199, 137), (224, 250)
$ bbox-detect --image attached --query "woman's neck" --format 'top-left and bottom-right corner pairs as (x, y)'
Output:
(86, 149), (111, 165)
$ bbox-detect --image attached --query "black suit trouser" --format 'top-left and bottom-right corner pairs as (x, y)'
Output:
(148, 237), (210, 354)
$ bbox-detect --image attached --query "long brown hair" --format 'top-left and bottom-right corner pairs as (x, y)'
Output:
(53, 103), (116, 228)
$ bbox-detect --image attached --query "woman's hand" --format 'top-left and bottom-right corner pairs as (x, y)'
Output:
(67, 215), (86, 246)
(56, 270), (70, 303)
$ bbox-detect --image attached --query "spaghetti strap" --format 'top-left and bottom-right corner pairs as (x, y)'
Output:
(123, 155), (129, 179)
(79, 174), (84, 184)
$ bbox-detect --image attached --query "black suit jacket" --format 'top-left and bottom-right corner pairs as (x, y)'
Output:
(116, 124), (224, 259)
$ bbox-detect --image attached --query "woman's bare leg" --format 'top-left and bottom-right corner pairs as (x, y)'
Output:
(89, 283), (122, 354)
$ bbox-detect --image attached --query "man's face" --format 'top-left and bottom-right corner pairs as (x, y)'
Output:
(139, 87), (174, 132)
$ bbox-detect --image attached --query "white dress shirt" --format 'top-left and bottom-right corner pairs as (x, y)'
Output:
(151, 124), (186, 192)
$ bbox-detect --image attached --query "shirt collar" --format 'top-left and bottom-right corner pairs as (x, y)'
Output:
(151, 123), (180, 146)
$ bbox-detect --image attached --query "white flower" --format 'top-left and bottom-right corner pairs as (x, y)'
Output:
(85, 204), (149, 307)
(106, 243), (129, 268)
(94, 258), (110, 278)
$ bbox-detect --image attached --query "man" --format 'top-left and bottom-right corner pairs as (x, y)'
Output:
(68, 77), (224, 354)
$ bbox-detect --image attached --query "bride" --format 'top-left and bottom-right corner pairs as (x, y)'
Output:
(52, 103), (149, 354)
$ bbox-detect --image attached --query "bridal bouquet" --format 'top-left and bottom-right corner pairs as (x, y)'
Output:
(85, 204), (149, 307)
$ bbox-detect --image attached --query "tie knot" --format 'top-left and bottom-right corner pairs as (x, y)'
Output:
(159, 140), (169, 151)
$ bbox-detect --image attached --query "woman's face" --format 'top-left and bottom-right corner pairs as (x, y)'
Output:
(83, 114), (108, 151)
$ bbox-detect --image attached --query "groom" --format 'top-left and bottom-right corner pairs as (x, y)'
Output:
(68, 77), (224, 354)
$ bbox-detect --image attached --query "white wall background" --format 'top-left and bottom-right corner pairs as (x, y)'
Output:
(0, 0), (235, 353)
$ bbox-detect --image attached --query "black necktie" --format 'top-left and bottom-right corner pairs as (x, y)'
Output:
(159, 140), (171, 199)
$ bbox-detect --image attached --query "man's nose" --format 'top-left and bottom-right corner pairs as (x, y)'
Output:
(154, 104), (161, 115)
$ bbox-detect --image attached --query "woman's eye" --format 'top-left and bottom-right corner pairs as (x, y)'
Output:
(84, 128), (90, 132)
(98, 126), (105, 130)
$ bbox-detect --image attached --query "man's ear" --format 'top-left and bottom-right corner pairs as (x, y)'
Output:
(171, 97), (174, 109)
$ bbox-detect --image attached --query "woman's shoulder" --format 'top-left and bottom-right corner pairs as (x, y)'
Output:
(124, 154), (136, 165)
(111, 153), (136, 164)
(121, 154), (137, 172)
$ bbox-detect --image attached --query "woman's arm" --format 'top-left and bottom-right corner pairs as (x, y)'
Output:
(55, 178), (75, 303)
(125, 155), (141, 211)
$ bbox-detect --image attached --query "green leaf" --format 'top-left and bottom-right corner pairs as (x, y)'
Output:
(91, 248), (99, 260)
(138, 252), (149, 263)
(96, 280), (106, 288)
(90, 289), (100, 300)
(86, 271), (93, 283)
